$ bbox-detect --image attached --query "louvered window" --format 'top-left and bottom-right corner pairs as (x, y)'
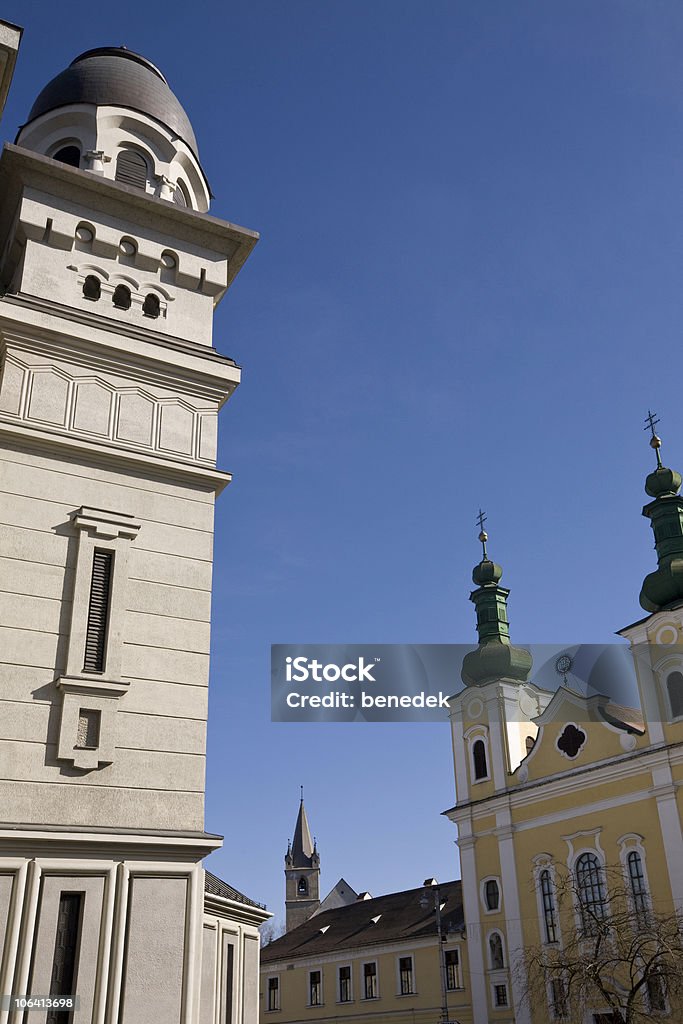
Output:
(115, 149), (148, 190)
(47, 892), (83, 1024)
(83, 551), (113, 673)
(173, 182), (188, 207)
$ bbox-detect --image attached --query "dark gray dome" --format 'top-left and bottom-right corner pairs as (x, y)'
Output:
(26, 47), (198, 156)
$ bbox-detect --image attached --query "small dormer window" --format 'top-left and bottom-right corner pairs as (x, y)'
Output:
(142, 293), (160, 319)
(53, 145), (80, 167)
(112, 285), (131, 310)
(83, 276), (101, 301)
(115, 150), (148, 191)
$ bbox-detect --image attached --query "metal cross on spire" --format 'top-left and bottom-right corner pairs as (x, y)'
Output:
(477, 509), (489, 560)
(644, 409), (663, 469)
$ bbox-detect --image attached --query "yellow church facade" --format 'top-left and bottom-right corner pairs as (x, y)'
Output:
(446, 428), (683, 1023)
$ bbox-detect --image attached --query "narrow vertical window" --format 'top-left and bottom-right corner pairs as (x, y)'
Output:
(83, 550), (113, 673)
(540, 870), (558, 943)
(647, 970), (666, 1012)
(399, 956), (413, 995)
(267, 977), (279, 1011)
(224, 943), (234, 1024)
(473, 739), (488, 780)
(445, 949), (461, 990)
(666, 671), (683, 717)
(575, 853), (607, 934)
(115, 150), (148, 190)
(338, 965), (351, 1002)
(550, 978), (568, 1018)
(297, 877), (308, 895)
(363, 962), (377, 999)
(489, 932), (504, 970)
(46, 892), (83, 1024)
(309, 970), (321, 1006)
(76, 709), (100, 749)
(627, 851), (648, 920)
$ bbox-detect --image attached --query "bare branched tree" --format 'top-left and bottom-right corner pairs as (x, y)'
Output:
(520, 861), (683, 1023)
(260, 918), (285, 947)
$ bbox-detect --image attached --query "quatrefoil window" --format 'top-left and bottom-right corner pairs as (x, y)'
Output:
(557, 723), (586, 759)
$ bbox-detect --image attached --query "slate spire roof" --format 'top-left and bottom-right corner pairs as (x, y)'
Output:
(289, 797), (315, 867)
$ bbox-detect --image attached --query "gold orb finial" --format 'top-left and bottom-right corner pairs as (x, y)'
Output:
(650, 434), (662, 450)
(478, 530), (488, 543)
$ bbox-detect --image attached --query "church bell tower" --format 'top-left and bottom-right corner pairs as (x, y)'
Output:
(0, 41), (265, 1023)
(285, 793), (320, 930)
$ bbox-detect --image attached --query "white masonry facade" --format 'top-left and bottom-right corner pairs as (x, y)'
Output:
(0, 27), (268, 1024)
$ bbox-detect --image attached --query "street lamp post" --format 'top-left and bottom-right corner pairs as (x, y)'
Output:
(420, 880), (462, 1024)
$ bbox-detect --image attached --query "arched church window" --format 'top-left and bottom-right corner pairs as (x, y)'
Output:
(540, 869), (558, 943)
(115, 150), (148, 190)
(627, 850), (648, 920)
(666, 671), (683, 717)
(472, 739), (488, 781)
(53, 145), (80, 167)
(142, 293), (160, 318)
(575, 852), (607, 933)
(489, 932), (504, 969)
(298, 876), (308, 895)
(83, 276), (101, 301)
(112, 285), (131, 310)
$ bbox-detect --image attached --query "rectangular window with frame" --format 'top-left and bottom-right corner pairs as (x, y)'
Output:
(399, 956), (414, 995)
(550, 978), (568, 1019)
(83, 550), (113, 673)
(46, 892), (84, 1024)
(445, 948), (461, 990)
(338, 965), (351, 1003)
(363, 962), (377, 999)
(494, 984), (508, 1008)
(267, 977), (279, 1011)
(309, 970), (322, 1006)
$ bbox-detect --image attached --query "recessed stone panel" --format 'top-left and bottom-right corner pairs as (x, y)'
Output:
(27, 370), (68, 425)
(159, 403), (193, 456)
(198, 413), (217, 462)
(0, 359), (25, 415)
(117, 392), (154, 446)
(73, 381), (112, 436)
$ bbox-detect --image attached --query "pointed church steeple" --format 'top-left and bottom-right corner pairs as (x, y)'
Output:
(284, 789), (320, 931)
(639, 412), (683, 613)
(461, 512), (532, 687)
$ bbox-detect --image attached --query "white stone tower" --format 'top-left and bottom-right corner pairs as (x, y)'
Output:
(0, 36), (268, 1024)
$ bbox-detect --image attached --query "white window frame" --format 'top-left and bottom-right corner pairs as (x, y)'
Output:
(337, 964), (353, 1004)
(361, 960), (379, 1000)
(307, 968), (323, 1007)
(486, 929), (507, 971)
(444, 944), (463, 991)
(532, 855), (562, 947)
(396, 953), (415, 996)
(617, 834), (652, 924)
(569, 846), (609, 936)
(658, 656), (683, 721)
(465, 725), (491, 785)
(480, 875), (502, 914)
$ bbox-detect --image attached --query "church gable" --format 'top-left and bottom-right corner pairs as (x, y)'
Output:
(515, 686), (645, 784)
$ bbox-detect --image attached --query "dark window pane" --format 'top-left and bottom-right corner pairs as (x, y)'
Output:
(83, 550), (113, 673)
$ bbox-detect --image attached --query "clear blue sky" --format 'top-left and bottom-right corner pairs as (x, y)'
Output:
(6, 1), (683, 925)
